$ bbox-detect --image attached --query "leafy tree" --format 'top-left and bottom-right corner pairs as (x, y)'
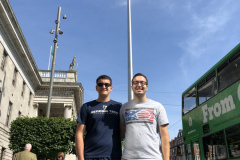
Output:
(9, 116), (77, 160)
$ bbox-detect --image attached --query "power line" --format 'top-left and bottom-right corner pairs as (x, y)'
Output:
(148, 91), (181, 94)
(84, 92), (94, 101)
(55, 64), (63, 70)
(84, 88), (181, 94)
(169, 119), (182, 129)
(163, 104), (181, 106)
(83, 89), (181, 107)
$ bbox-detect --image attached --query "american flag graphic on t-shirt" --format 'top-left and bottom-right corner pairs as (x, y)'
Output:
(125, 108), (154, 124)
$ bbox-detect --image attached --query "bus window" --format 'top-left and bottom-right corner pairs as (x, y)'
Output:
(193, 142), (201, 160)
(198, 72), (217, 105)
(186, 143), (192, 160)
(183, 87), (196, 114)
(202, 130), (227, 160)
(226, 124), (240, 159)
(218, 54), (240, 91)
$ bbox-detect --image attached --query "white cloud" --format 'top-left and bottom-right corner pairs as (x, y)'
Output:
(178, 1), (239, 78)
(117, 0), (127, 6)
(183, 2), (232, 56)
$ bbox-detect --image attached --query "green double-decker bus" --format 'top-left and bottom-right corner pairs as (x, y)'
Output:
(182, 43), (240, 160)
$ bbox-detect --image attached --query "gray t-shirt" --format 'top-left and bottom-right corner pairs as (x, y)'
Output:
(120, 99), (169, 160)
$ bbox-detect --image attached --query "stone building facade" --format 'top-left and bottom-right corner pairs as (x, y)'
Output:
(35, 70), (83, 119)
(0, 1), (83, 159)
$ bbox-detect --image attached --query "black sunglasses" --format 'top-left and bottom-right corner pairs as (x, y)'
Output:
(97, 83), (111, 87)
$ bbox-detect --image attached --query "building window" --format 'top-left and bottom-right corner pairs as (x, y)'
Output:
(218, 54), (240, 91)
(21, 82), (25, 96)
(0, 90), (2, 105)
(183, 87), (196, 115)
(28, 92), (32, 106)
(18, 111), (22, 117)
(6, 101), (12, 126)
(226, 124), (240, 158)
(203, 130), (227, 159)
(12, 68), (18, 85)
(0, 71), (6, 106)
(1, 51), (7, 70)
(198, 71), (217, 105)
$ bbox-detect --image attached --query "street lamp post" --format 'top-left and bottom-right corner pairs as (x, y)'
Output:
(128, 0), (133, 101)
(46, 7), (66, 118)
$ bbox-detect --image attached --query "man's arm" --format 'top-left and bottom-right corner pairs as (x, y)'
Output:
(76, 123), (86, 160)
(159, 124), (170, 160)
(120, 125), (126, 140)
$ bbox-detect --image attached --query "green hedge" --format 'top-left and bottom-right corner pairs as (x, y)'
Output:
(9, 116), (77, 159)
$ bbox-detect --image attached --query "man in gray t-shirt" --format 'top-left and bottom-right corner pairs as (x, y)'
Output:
(120, 73), (170, 160)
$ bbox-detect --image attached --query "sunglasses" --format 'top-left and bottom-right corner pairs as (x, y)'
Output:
(97, 83), (111, 87)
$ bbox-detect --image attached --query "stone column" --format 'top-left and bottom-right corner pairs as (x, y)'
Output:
(64, 105), (72, 118)
(33, 103), (39, 117)
(72, 105), (78, 120)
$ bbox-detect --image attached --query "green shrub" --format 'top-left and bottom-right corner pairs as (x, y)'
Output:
(9, 116), (77, 159)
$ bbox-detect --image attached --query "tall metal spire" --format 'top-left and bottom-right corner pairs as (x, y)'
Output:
(128, 0), (133, 101)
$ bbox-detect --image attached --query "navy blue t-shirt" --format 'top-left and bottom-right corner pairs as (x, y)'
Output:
(77, 100), (122, 159)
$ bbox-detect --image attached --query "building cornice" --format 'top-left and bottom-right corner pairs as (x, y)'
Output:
(36, 82), (84, 112)
(0, 0), (42, 91)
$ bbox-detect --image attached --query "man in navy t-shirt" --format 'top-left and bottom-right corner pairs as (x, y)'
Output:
(76, 75), (122, 160)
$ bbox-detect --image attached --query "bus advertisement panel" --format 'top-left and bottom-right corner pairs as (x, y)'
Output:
(182, 43), (240, 160)
(183, 80), (240, 139)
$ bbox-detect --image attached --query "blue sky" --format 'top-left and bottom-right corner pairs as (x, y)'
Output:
(9, 0), (240, 140)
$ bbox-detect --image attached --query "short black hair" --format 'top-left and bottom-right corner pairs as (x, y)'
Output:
(96, 75), (112, 85)
(132, 73), (148, 85)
